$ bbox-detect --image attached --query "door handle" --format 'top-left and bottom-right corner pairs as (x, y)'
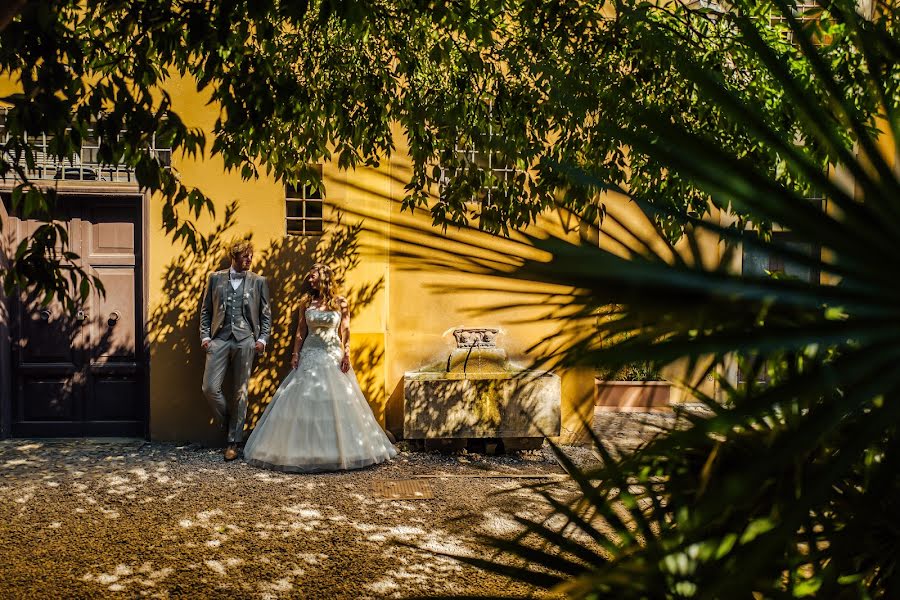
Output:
(39, 309), (51, 322)
(108, 310), (120, 325)
(76, 310), (87, 322)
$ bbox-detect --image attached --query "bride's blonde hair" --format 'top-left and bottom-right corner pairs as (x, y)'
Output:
(299, 263), (341, 310)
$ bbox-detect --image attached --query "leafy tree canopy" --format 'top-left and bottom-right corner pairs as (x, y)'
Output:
(0, 0), (886, 305)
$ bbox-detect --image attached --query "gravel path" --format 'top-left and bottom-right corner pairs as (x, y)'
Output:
(0, 440), (595, 599)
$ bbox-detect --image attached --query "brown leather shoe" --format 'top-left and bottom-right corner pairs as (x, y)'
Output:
(224, 445), (239, 461)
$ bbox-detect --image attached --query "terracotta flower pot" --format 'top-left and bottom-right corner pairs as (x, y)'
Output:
(594, 379), (672, 412)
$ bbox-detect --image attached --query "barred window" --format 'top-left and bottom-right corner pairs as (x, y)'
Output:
(742, 232), (819, 283)
(440, 142), (518, 201)
(286, 164), (324, 236)
(438, 106), (521, 208)
(770, 2), (821, 45)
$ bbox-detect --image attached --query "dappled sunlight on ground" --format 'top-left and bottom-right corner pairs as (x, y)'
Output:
(0, 440), (588, 598)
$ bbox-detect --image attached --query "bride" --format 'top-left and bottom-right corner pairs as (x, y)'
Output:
(244, 263), (397, 472)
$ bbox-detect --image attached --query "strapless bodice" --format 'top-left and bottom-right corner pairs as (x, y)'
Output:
(304, 308), (342, 361)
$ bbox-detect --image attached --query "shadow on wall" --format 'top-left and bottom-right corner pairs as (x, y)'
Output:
(340, 195), (603, 445)
(148, 202), (384, 443)
(247, 218), (385, 432)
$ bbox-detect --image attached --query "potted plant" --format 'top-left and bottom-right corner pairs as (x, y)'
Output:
(594, 361), (672, 412)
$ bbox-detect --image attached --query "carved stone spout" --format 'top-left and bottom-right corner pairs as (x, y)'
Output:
(452, 328), (500, 349)
(445, 328), (506, 373)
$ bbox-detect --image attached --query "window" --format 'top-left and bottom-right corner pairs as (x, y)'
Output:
(438, 105), (521, 209)
(770, 2), (821, 45)
(742, 232), (819, 283)
(738, 231), (820, 384)
(439, 142), (519, 204)
(285, 164), (324, 236)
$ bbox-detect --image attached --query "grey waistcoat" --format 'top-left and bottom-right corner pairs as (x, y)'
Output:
(216, 277), (253, 342)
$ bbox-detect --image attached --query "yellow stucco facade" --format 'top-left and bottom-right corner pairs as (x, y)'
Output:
(1, 75), (730, 444)
(146, 79), (607, 444)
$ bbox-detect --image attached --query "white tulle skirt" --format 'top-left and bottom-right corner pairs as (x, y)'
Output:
(244, 352), (397, 473)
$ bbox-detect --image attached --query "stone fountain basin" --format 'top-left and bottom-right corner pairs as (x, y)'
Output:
(402, 370), (561, 444)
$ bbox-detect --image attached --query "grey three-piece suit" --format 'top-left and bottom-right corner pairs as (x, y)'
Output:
(199, 269), (272, 442)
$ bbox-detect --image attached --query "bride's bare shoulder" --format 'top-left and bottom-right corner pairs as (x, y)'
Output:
(336, 296), (349, 312)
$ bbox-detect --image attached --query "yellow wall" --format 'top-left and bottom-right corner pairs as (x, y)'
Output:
(147, 79), (393, 443)
(377, 128), (606, 443)
(0, 75), (723, 446)
(144, 88), (619, 443)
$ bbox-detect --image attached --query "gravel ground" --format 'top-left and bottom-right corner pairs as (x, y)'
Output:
(593, 404), (714, 458)
(0, 440), (599, 599)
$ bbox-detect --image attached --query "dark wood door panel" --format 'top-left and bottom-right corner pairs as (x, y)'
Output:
(16, 302), (82, 364)
(81, 420), (144, 437)
(15, 211), (79, 252)
(12, 421), (88, 437)
(14, 216), (85, 365)
(90, 218), (136, 256)
(89, 267), (137, 363)
(87, 376), (143, 421)
(19, 377), (81, 420)
(6, 195), (146, 438)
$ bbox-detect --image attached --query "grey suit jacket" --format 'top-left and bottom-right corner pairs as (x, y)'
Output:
(199, 270), (272, 344)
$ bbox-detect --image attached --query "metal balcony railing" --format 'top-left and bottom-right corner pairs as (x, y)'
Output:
(0, 107), (172, 183)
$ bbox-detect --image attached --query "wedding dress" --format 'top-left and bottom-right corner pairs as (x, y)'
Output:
(244, 308), (397, 472)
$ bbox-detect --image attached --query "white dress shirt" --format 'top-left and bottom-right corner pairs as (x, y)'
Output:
(229, 267), (244, 290)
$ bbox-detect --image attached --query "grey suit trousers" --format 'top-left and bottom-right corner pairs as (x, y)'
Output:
(202, 336), (256, 443)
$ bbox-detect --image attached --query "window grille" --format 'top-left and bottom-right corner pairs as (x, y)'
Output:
(286, 164), (324, 236)
(770, 2), (821, 45)
(438, 106), (521, 207)
(739, 231), (821, 384)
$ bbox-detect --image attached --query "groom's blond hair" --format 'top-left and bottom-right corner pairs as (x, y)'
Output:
(229, 239), (254, 258)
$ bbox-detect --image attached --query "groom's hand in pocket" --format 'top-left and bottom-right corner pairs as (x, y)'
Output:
(255, 341), (266, 355)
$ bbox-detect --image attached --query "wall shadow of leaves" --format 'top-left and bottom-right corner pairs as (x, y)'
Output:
(148, 201), (384, 442)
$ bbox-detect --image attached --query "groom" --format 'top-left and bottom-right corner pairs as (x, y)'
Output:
(199, 239), (271, 460)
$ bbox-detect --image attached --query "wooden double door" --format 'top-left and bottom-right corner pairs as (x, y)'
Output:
(4, 195), (146, 437)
